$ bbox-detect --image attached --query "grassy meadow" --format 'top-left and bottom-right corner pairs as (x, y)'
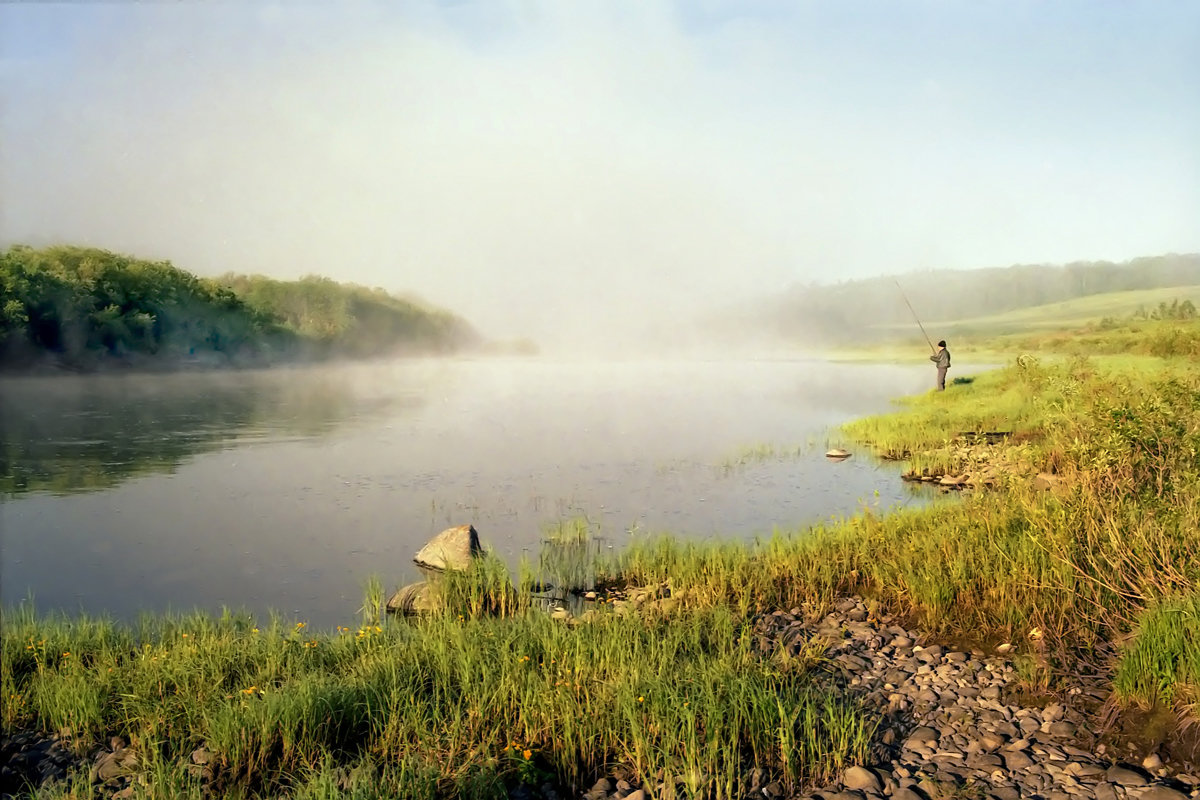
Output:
(5, 317), (1200, 797)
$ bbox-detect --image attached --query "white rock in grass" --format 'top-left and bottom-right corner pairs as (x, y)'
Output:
(414, 524), (483, 571)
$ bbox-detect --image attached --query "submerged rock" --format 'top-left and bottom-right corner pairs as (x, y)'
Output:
(826, 448), (852, 460)
(413, 524), (483, 571)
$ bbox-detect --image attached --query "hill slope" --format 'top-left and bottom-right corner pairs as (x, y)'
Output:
(877, 285), (1200, 337)
(738, 253), (1200, 346)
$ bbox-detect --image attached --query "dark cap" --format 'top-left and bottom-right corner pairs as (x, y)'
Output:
(937, 340), (946, 347)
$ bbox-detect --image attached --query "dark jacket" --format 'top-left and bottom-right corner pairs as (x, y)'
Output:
(930, 348), (950, 368)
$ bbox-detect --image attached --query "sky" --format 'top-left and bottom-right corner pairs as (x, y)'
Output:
(1, 1), (1198, 347)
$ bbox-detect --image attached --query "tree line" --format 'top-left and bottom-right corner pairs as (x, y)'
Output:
(0, 245), (480, 371)
(743, 252), (1200, 345)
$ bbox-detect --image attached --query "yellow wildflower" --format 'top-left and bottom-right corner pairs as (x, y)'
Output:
(523, 749), (532, 760)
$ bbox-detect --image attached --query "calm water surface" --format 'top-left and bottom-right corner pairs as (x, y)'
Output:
(1, 358), (938, 626)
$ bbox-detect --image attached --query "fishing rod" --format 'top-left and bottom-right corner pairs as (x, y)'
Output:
(894, 279), (936, 353)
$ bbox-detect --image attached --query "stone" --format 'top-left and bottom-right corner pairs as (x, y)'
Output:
(1002, 751), (1033, 771)
(967, 754), (1004, 770)
(844, 767), (883, 792)
(978, 733), (1006, 752)
(1094, 783), (1119, 800)
(831, 792), (866, 800)
(916, 645), (944, 662)
(625, 791), (647, 800)
(386, 581), (442, 615)
(1107, 766), (1149, 787)
(93, 751), (129, 781)
(590, 777), (614, 794)
(1144, 754), (1164, 771)
(826, 449), (852, 459)
(918, 775), (960, 799)
(906, 726), (940, 747)
(413, 524), (483, 571)
(893, 788), (928, 800)
(1141, 787), (1190, 800)
(1048, 722), (1076, 738)
(190, 747), (212, 766)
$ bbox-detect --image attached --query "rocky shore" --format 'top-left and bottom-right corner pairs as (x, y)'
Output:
(582, 596), (1191, 800)
(2, 596), (1190, 800)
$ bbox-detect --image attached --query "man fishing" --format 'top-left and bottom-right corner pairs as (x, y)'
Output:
(893, 279), (951, 391)
(930, 340), (951, 391)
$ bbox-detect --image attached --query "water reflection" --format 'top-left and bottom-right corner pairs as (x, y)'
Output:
(0, 366), (414, 496)
(1, 358), (942, 627)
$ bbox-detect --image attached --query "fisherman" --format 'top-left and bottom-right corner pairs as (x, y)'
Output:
(930, 340), (951, 391)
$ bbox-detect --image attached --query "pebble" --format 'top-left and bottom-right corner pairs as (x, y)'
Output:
(843, 766), (883, 792)
(576, 595), (1194, 800)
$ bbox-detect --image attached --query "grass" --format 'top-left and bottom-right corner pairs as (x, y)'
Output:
(889, 286), (1200, 336)
(6, 320), (1200, 795)
(838, 294), (1200, 363)
(2, 598), (874, 798)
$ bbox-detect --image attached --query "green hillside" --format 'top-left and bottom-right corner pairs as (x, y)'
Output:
(881, 285), (1200, 337)
(738, 252), (1200, 346)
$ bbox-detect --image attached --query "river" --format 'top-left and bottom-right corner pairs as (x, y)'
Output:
(0, 357), (939, 627)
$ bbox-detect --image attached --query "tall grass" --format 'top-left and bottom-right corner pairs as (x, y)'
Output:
(2, 600), (874, 798)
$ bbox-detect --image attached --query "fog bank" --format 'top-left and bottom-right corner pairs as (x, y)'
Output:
(3, 2), (1198, 352)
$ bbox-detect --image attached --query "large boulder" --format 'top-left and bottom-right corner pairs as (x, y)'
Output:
(414, 524), (483, 571)
(386, 581), (442, 615)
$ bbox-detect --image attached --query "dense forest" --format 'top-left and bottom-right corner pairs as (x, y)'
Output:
(0, 245), (480, 371)
(739, 252), (1200, 345)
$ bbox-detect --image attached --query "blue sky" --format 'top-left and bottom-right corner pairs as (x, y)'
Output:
(2, 1), (1197, 345)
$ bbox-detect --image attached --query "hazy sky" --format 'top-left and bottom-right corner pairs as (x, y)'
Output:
(2, 1), (1198, 345)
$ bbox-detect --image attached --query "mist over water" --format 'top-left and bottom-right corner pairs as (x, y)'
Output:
(2, 358), (940, 627)
(3, 3), (1197, 351)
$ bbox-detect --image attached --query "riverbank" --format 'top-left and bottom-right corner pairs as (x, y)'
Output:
(4, 348), (1200, 798)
